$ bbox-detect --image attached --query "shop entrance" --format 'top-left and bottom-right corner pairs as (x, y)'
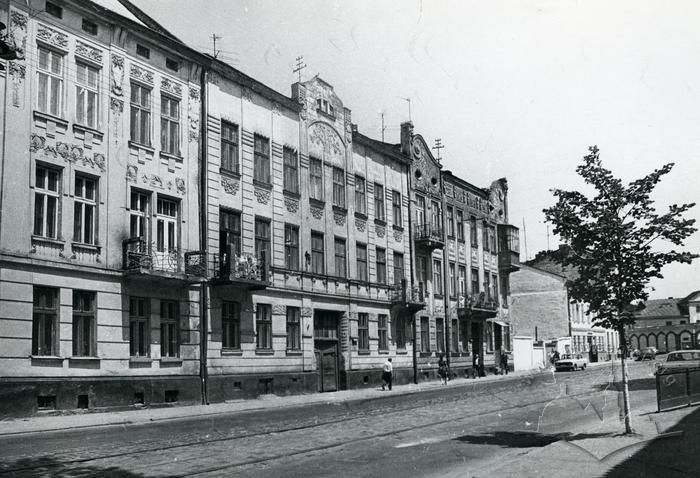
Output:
(314, 310), (340, 392)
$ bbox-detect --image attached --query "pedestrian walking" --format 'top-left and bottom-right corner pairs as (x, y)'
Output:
(381, 357), (393, 391)
(500, 350), (509, 375)
(472, 352), (480, 379)
(438, 354), (448, 385)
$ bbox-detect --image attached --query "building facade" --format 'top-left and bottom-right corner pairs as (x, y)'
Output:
(0, 0), (206, 416)
(627, 292), (700, 353)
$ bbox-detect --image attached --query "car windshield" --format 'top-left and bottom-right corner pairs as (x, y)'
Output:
(667, 352), (700, 362)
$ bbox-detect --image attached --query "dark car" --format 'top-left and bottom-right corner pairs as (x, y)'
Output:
(635, 347), (656, 361)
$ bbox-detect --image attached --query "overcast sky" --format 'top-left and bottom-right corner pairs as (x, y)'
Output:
(138, 0), (699, 300)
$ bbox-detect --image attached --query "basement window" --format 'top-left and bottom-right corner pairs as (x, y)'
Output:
(77, 394), (89, 409)
(164, 390), (179, 403)
(134, 392), (144, 405)
(37, 395), (57, 410)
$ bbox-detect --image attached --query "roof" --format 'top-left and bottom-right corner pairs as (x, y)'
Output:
(634, 298), (685, 319)
(526, 247), (580, 282)
(442, 170), (491, 198)
(88, 0), (147, 27)
(352, 131), (410, 165)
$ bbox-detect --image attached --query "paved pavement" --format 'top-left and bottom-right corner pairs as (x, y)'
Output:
(2, 359), (695, 478)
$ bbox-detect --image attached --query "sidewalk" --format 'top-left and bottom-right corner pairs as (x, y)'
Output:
(0, 368), (540, 437)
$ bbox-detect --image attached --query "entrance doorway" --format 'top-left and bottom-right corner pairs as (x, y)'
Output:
(471, 320), (484, 376)
(314, 310), (340, 392)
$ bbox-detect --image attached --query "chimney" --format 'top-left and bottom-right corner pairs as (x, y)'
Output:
(400, 121), (414, 155)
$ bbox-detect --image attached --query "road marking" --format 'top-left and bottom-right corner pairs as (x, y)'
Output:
(394, 437), (444, 448)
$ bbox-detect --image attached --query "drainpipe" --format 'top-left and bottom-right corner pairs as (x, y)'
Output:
(198, 63), (209, 405)
(440, 172), (450, 367)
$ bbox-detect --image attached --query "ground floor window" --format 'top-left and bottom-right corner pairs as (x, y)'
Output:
(256, 304), (272, 349)
(378, 314), (388, 351)
(286, 307), (300, 350)
(460, 320), (469, 353)
(72, 290), (96, 357)
(33, 286), (59, 356)
(420, 317), (430, 352)
(436, 318), (445, 353)
(451, 319), (459, 352)
(358, 313), (369, 351)
(129, 297), (150, 357)
(222, 301), (240, 349)
(160, 300), (179, 358)
(395, 315), (406, 349)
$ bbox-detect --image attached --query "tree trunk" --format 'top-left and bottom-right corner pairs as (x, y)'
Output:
(618, 326), (633, 434)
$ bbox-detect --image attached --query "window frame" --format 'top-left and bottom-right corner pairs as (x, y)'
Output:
(374, 183), (385, 221)
(436, 317), (445, 353)
(32, 286), (59, 356)
(358, 313), (369, 352)
(471, 268), (480, 295)
(420, 316), (430, 353)
(283, 146), (299, 194)
(75, 61), (99, 129)
(354, 175), (366, 215)
(458, 265), (467, 297)
(254, 217), (271, 265)
(286, 307), (301, 351)
(446, 206), (454, 237)
(33, 165), (61, 239)
(378, 314), (389, 351)
(222, 301), (241, 350)
(433, 259), (443, 296)
(73, 174), (97, 245)
(376, 247), (386, 284)
(449, 262), (457, 298)
(284, 223), (299, 270)
(160, 300), (179, 358)
(160, 93), (180, 156)
(311, 231), (325, 274)
(220, 121), (239, 173)
(332, 167), (346, 208)
(72, 290), (96, 357)
(256, 303), (272, 350)
(393, 252), (404, 286)
(155, 197), (178, 253)
(253, 134), (271, 184)
(392, 190), (402, 227)
(309, 157), (324, 201)
(130, 82), (152, 146)
(37, 46), (64, 117)
(219, 209), (241, 259)
(456, 209), (464, 242)
(334, 237), (346, 278)
(356, 243), (368, 282)
(130, 190), (149, 240)
(129, 296), (150, 357)
(470, 216), (478, 247)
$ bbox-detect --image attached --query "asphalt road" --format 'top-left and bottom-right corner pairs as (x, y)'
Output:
(0, 361), (660, 478)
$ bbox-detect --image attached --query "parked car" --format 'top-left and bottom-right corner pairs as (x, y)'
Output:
(635, 347), (657, 361)
(555, 354), (587, 371)
(655, 350), (700, 374)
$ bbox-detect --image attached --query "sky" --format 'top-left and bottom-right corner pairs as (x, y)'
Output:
(138, 0), (699, 300)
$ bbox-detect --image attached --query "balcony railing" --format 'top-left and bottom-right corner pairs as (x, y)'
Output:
(458, 292), (499, 312)
(390, 279), (425, 312)
(122, 238), (206, 279)
(413, 223), (444, 250)
(212, 250), (268, 288)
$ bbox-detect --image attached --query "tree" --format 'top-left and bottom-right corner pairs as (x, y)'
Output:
(543, 146), (697, 434)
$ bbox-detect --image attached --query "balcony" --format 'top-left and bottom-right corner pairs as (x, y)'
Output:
(497, 224), (520, 272)
(390, 279), (426, 314)
(211, 250), (269, 290)
(122, 238), (206, 282)
(457, 293), (499, 319)
(413, 223), (444, 251)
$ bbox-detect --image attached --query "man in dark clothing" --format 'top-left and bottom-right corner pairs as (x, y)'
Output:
(501, 351), (509, 375)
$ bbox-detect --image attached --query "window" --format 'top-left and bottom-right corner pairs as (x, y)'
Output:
(420, 317), (430, 352)
(74, 175), (97, 244)
(358, 313), (369, 351)
(130, 83), (151, 145)
(393, 252), (404, 286)
(489, 227), (497, 252)
(316, 98), (335, 116)
(130, 191), (149, 239)
(356, 243), (368, 281)
(287, 307), (301, 350)
(222, 301), (240, 349)
(33, 286), (58, 356)
(156, 198), (178, 253)
(136, 44), (150, 59)
(76, 62), (99, 128)
(253, 135), (270, 183)
(376, 247), (386, 284)
(433, 260), (443, 295)
(255, 218), (271, 264)
(37, 47), (64, 117)
(458, 266), (467, 297)
(392, 191), (402, 227)
(378, 314), (388, 351)
(461, 319), (469, 353)
(129, 297), (150, 357)
(332, 167), (345, 207)
(165, 58), (179, 71)
(160, 300), (179, 358)
(451, 319), (459, 352)
(446, 206), (454, 237)
(456, 210), (464, 241)
(395, 315), (406, 349)
(72, 290), (96, 357)
(416, 195), (426, 226)
(374, 183), (385, 221)
(219, 210), (241, 261)
(256, 304), (272, 349)
(355, 176), (366, 215)
(417, 255), (428, 295)
(220, 121), (239, 173)
(431, 200), (441, 230)
(483, 227), (490, 252)
(334, 237), (346, 278)
(449, 262), (456, 297)
(471, 268), (479, 294)
(45, 2), (63, 18)
(436, 318), (445, 353)
(284, 224), (299, 270)
(311, 231), (324, 274)
(160, 95), (180, 155)
(283, 147), (299, 193)
(309, 157), (323, 201)
(34, 166), (60, 239)
(470, 216), (478, 247)
(81, 18), (98, 35)
(484, 274), (491, 300)
(491, 274), (499, 302)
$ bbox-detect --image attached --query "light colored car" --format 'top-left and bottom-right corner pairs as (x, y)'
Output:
(555, 353), (587, 371)
(655, 350), (700, 374)
(635, 347), (657, 361)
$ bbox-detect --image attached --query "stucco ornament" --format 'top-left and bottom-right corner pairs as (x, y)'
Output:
(161, 78), (182, 97)
(333, 212), (346, 226)
(76, 41), (103, 63)
(254, 188), (271, 205)
(130, 64), (154, 84)
(111, 55), (125, 96)
(355, 218), (366, 232)
(36, 24), (68, 49)
(126, 165), (138, 182)
(175, 178), (186, 195)
(310, 207), (324, 220)
(375, 225), (386, 238)
(393, 230), (403, 242)
(285, 197), (299, 214)
(9, 11), (28, 60)
(221, 177), (240, 195)
(309, 122), (344, 165)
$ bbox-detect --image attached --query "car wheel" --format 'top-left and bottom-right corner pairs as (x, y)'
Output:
(573, 364), (578, 371)
(583, 364), (586, 370)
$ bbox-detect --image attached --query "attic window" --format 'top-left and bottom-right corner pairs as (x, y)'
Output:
(136, 44), (150, 59)
(316, 98), (334, 117)
(166, 58), (179, 71)
(45, 2), (63, 18)
(82, 19), (98, 35)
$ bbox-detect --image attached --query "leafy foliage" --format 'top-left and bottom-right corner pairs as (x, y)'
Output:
(544, 146), (697, 331)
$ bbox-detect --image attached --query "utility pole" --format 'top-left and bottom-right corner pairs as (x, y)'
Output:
(380, 111), (386, 142)
(432, 138), (444, 162)
(210, 33), (222, 58)
(293, 55), (307, 83)
(522, 217), (528, 261)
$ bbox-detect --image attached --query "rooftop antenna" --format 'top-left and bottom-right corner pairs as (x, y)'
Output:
(210, 33), (222, 58)
(522, 217), (528, 261)
(398, 96), (412, 123)
(432, 138), (444, 161)
(380, 111), (386, 142)
(293, 55), (307, 83)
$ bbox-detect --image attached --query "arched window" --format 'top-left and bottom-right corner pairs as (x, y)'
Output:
(680, 331), (692, 350)
(639, 335), (648, 349)
(667, 332), (678, 352)
(648, 334), (657, 349)
(657, 333), (667, 353)
(630, 335), (639, 351)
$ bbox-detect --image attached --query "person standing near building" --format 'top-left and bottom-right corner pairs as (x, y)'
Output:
(472, 353), (480, 379)
(500, 350), (509, 375)
(382, 358), (393, 391)
(438, 354), (448, 385)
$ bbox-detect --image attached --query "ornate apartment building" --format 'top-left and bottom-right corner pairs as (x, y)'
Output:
(1, 0), (520, 417)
